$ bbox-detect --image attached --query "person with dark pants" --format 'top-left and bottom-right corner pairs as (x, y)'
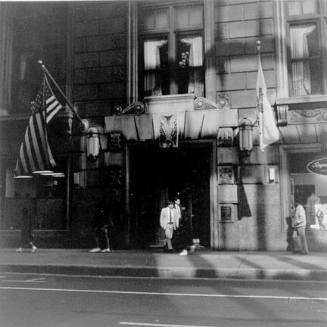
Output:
(16, 207), (37, 253)
(90, 202), (113, 253)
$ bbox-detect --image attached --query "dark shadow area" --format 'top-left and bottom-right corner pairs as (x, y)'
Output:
(183, 253), (280, 320)
(129, 142), (211, 249)
(285, 216), (295, 252)
(238, 183), (252, 219)
(275, 254), (326, 271)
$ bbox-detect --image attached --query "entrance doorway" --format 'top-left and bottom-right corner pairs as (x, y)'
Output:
(129, 142), (211, 249)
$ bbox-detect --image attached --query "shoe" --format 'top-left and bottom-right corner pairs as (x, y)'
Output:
(31, 246), (37, 253)
(179, 249), (188, 256)
(101, 248), (111, 253)
(89, 247), (101, 253)
(16, 248), (22, 252)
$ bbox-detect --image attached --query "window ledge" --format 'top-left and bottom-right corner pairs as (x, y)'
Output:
(144, 94), (195, 114)
(276, 95), (327, 106)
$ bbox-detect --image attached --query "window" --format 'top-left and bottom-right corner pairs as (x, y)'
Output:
(139, 3), (204, 97)
(289, 152), (327, 231)
(285, 0), (327, 96)
(11, 3), (67, 113)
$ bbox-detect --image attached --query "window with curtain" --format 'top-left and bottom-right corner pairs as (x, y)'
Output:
(140, 3), (204, 97)
(176, 35), (204, 95)
(285, 0), (327, 96)
(143, 38), (169, 96)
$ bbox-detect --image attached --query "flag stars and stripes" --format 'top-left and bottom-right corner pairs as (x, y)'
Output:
(15, 76), (63, 176)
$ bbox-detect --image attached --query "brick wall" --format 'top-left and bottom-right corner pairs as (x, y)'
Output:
(215, 1), (285, 250)
(215, 0), (276, 109)
(72, 2), (127, 118)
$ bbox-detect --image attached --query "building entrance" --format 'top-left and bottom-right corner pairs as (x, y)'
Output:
(129, 143), (211, 249)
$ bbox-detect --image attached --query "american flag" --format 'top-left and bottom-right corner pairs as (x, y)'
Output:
(15, 76), (63, 176)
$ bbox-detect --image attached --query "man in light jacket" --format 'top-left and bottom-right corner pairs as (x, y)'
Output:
(292, 202), (309, 254)
(160, 200), (179, 252)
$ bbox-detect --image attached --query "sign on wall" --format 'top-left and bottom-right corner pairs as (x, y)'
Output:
(307, 157), (327, 175)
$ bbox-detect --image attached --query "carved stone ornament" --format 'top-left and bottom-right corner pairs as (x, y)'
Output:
(107, 131), (124, 152)
(218, 166), (234, 184)
(217, 93), (231, 109)
(194, 97), (218, 110)
(276, 104), (288, 126)
(159, 114), (178, 148)
(115, 101), (145, 115)
(288, 108), (327, 123)
(104, 167), (123, 188)
(217, 127), (234, 146)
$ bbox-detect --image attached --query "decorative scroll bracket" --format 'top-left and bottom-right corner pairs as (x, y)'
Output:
(115, 101), (145, 115)
(275, 104), (288, 126)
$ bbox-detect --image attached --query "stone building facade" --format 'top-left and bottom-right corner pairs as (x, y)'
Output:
(0, 0), (327, 251)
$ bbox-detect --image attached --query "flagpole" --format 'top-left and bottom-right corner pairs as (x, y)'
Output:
(38, 60), (87, 129)
(256, 40), (264, 151)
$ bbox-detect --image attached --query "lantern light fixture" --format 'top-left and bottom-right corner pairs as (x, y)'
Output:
(86, 127), (100, 162)
(239, 117), (254, 156)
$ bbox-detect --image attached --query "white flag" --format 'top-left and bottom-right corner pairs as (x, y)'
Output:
(256, 56), (279, 151)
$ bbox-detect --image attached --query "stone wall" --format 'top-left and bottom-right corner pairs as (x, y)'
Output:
(70, 2), (128, 247)
(214, 1), (285, 250)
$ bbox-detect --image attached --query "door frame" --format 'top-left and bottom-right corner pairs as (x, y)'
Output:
(125, 139), (218, 249)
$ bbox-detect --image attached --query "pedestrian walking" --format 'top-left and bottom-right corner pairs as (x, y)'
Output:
(292, 201), (309, 255)
(16, 207), (37, 253)
(89, 201), (113, 253)
(160, 200), (179, 253)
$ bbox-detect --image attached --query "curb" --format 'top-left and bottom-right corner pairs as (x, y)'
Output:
(1, 264), (326, 281)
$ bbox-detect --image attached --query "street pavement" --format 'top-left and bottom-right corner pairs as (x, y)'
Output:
(0, 272), (326, 327)
(0, 248), (327, 281)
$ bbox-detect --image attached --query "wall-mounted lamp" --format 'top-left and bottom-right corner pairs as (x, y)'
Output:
(239, 117), (253, 156)
(86, 127), (100, 162)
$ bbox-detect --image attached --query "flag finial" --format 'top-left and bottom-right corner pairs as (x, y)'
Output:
(256, 40), (261, 53)
(38, 60), (44, 68)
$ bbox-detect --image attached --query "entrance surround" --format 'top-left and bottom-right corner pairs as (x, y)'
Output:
(104, 95), (238, 141)
(104, 95), (239, 249)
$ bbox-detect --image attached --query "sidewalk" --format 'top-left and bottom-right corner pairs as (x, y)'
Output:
(0, 248), (327, 281)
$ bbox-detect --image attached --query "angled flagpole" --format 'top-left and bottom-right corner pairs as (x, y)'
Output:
(256, 41), (264, 151)
(38, 60), (89, 131)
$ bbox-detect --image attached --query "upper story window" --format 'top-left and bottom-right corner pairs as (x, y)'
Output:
(285, 0), (327, 96)
(3, 3), (68, 114)
(139, 3), (204, 97)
